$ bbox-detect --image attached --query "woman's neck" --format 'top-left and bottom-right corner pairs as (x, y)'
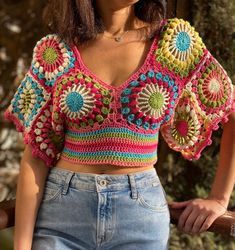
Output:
(95, 0), (148, 34)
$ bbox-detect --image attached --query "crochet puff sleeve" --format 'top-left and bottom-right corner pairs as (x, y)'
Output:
(158, 18), (235, 160)
(4, 34), (76, 167)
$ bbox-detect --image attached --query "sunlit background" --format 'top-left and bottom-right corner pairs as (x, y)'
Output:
(0, 0), (235, 249)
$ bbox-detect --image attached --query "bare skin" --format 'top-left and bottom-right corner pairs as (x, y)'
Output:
(55, 0), (157, 175)
(14, 145), (49, 250)
(13, 1), (235, 249)
(169, 112), (235, 235)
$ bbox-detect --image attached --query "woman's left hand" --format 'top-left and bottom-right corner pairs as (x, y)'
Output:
(169, 198), (227, 235)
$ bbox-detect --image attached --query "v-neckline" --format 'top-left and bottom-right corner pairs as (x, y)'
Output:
(72, 34), (159, 91)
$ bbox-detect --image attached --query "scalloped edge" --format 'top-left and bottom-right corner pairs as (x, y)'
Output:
(4, 109), (55, 168)
(183, 107), (235, 161)
(4, 109), (24, 133)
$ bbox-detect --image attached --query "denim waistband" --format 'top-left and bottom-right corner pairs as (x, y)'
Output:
(46, 166), (161, 195)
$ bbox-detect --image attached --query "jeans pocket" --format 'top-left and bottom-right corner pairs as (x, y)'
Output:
(137, 179), (168, 212)
(41, 178), (62, 203)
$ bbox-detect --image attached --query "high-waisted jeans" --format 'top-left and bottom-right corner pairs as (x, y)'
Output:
(32, 166), (170, 250)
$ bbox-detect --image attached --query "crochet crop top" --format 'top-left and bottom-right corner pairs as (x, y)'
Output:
(4, 18), (235, 168)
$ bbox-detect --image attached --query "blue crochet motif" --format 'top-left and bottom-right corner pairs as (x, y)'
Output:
(11, 73), (49, 128)
(147, 70), (155, 78)
(32, 68), (39, 75)
(164, 115), (171, 122)
(18, 88), (23, 94)
(64, 68), (69, 74)
(123, 88), (132, 95)
(173, 92), (178, 99)
(21, 82), (27, 88)
(18, 113), (24, 120)
(121, 107), (130, 115)
(130, 80), (139, 87)
(176, 31), (191, 52)
(25, 120), (30, 127)
(34, 103), (41, 110)
(163, 75), (170, 82)
(127, 114), (135, 122)
(140, 74), (147, 81)
(13, 107), (20, 113)
(135, 118), (142, 126)
(151, 123), (160, 129)
(66, 92), (84, 112)
(69, 62), (75, 68)
(44, 81), (53, 87)
(168, 80), (175, 87)
(31, 82), (37, 88)
(14, 94), (20, 101)
(143, 122), (150, 130)
(173, 85), (178, 92)
(35, 89), (42, 95)
(38, 73), (44, 80)
(156, 72), (163, 80)
(121, 96), (130, 103)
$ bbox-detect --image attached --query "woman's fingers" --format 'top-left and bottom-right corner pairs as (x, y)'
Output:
(190, 213), (208, 234)
(169, 200), (192, 208)
(177, 204), (193, 231)
(182, 209), (204, 233)
(198, 213), (219, 233)
(176, 198), (227, 235)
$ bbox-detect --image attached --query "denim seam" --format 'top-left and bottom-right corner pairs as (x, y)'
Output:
(61, 172), (75, 195)
(128, 174), (138, 199)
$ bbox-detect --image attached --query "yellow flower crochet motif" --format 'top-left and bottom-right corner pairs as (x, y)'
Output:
(155, 18), (206, 77)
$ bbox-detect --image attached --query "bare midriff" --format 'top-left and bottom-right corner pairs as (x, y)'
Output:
(54, 158), (154, 174)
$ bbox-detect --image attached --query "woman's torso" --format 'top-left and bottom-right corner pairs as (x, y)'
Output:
(54, 24), (156, 174)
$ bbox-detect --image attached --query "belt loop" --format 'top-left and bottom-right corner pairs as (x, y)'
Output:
(62, 171), (75, 195)
(128, 173), (138, 200)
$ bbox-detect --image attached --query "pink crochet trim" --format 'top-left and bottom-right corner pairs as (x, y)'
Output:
(72, 36), (159, 92)
(4, 109), (24, 133)
(189, 107), (235, 161)
(4, 109), (55, 168)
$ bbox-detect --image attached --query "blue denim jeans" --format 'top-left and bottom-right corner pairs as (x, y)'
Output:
(32, 167), (170, 250)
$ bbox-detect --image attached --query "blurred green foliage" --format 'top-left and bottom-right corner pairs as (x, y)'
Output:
(192, 0), (235, 81)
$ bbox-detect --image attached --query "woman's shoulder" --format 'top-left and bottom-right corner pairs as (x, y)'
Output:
(156, 17), (206, 78)
(159, 17), (205, 43)
(161, 17), (196, 29)
(31, 33), (76, 86)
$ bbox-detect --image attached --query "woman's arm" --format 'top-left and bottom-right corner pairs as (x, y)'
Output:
(168, 112), (235, 235)
(14, 144), (49, 250)
(207, 112), (235, 207)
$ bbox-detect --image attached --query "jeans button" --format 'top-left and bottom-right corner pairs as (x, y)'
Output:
(99, 180), (107, 186)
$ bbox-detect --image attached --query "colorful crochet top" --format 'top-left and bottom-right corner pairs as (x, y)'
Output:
(4, 18), (235, 168)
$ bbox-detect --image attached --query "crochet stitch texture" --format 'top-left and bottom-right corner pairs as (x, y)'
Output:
(4, 18), (235, 168)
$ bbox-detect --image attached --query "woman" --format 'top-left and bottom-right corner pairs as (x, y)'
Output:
(4, 0), (235, 249)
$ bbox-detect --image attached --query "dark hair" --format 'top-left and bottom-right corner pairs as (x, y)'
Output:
(43, 0), (167, 47)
